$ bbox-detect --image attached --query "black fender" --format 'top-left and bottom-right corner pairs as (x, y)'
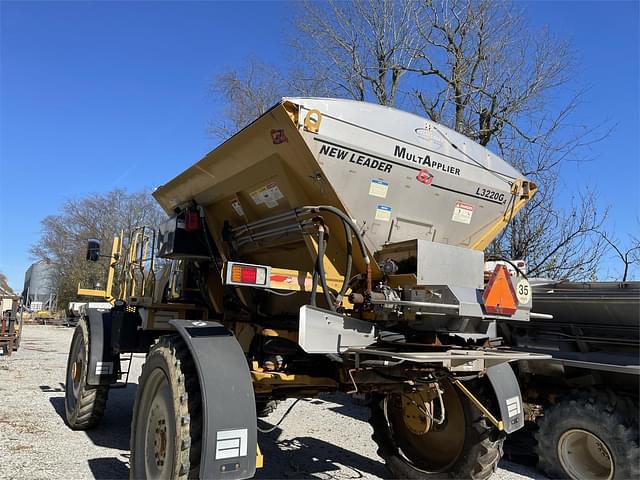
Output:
(170, 319), (257, 480)
(486, 362), (524, 434)
(85, 308), (119, 386)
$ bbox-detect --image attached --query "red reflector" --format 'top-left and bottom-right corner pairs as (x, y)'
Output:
(240, 267), (257, 284)
(185, 211), (200, 232)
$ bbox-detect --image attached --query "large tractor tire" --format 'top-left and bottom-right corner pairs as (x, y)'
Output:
(64, 319), (109, 429)
(536, 389), (639, 480)
(130, 335), (202, 480)
(369, 379), (504, 479)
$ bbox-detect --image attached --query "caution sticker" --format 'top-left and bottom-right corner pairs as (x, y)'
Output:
(250, 183), (284, 209)
(375, 204), (392, 222)
(452, 201), (473, 224)
(369, 179), (389, 198)
(231, 200), (244, 217)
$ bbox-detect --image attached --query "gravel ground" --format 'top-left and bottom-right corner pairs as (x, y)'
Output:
(0, 325), (543, 479)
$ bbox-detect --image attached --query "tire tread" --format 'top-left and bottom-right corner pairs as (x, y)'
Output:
(130, 335), (202, 480)
(536, 388), (639, 479)
(65, 319), (108, 430)
(369, 380), (505, 480)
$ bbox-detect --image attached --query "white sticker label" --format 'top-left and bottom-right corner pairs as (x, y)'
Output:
(452, 201), (473, 224)
(267, 182), (284, 200)
(369, 179), (389, 198)
(516, 279), (531, 304)
(250, 183), (283, 209)
(505, 396), (522, 418)
(231, 200), (244, 217)
(95, 362), (113, 375)
(215, 428), (248, 459)
(375, 204), (392, 222)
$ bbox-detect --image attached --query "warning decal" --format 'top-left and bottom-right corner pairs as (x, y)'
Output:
(250, 182), (284, 208)
(369, 179), (389, 198)
(231, 200), (245, 216)
(375, 204), (392, 222)
(270, 129), (288, 144)
(452, 201), (473, 224)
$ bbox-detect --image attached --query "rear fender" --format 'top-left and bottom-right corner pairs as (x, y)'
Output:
(169, 319), (257, 480)
(486, 362), (524, 434)
(85, 308), (119, 386)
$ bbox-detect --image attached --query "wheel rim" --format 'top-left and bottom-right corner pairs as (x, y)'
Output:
(384, 380), (465, 472)
(137, 368), (176, 479)
(558, 428), (614, 480)
(65, 330), (85, 411)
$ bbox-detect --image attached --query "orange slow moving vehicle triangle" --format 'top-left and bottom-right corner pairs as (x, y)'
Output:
(483, 264), (518, 315)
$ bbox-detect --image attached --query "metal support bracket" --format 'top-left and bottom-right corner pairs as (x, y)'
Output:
(452, 379), (504, 431)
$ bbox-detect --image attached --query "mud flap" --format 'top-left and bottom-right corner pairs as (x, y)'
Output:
(486, 363), (524, 434)
(170, 319), (257, 480)
(86, 308), (118, 386)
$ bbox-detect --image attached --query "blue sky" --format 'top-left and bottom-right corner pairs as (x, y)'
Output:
(1, 0), (638, 291)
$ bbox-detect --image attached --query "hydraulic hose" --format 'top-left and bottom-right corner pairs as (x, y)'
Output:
(337, 219), (353, 302)
(297, 206), (370, 267)
(309, 228), (323, 307)
(227, 205), (367, 308)
(298, 205), (370, 301)
(316, 229), (335, 311)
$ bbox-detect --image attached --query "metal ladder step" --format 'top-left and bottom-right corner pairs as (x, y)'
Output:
(111, 352), (134, 389)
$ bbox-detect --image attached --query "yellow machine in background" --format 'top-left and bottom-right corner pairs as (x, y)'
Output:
(0, 288), (21, 355)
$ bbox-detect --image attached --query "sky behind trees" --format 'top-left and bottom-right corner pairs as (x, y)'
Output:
(1, 0), (638, 291)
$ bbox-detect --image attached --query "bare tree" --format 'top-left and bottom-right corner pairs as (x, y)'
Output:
(209, 53), (342, 141)
(210, 0), (610, 279)
(209, 58), (288, 140)
(597, 231), (640, 281)
(293, 0), (422, 106)
(30, 188), (166, 307)
(404, 0), (609, 279)
(209, 0), (422, 135)
(0, 272), (13, 294)
(408, 1), (575, 144)
(489, 189), (608, 280)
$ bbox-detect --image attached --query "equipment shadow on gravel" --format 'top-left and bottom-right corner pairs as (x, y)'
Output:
(48, 387), (541, 480)
(88, 457), (129, 479)
(49, 384), (137, 452)
(316, 395), (372, 423)
(49, 382), (137, 480)
(255, 423), (389, 479)
(303, 393), (371, 422)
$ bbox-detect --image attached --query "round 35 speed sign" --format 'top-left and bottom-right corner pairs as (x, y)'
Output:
(516, 279), (531, 304)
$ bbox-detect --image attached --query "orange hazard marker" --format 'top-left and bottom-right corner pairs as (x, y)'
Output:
(483, 265), (518, 315)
